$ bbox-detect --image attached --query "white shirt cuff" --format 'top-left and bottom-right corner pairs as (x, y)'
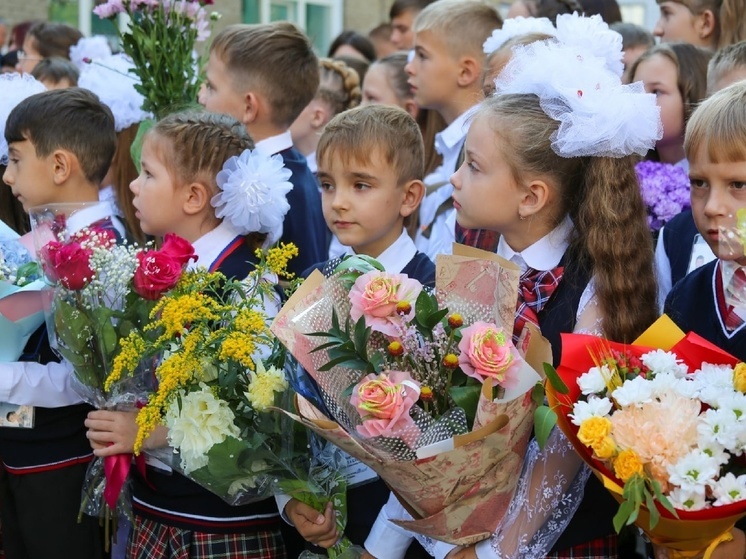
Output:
(274, 493), (294, 525)
(364, 493), (413, 559)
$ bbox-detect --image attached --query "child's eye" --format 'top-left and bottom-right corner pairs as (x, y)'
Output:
(319, 182), (334, 192)
(467, 161), (479, 173)
(354, 182), (371, 190)
(731, 181), (746, 190)
(690, 178), (707, 189)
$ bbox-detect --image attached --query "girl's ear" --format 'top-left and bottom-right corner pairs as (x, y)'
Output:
(696, 9), (716, 42)
(518, 178), (551, 219)
(182, 181), (212, 216)
(400, 179), (425, 218)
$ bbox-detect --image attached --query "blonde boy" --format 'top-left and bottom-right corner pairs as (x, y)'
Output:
(406, 0), (502, 259)
(199, 22), (327, 275)
(707, 40), (746, 94)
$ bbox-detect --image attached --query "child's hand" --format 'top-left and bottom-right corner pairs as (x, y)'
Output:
(85, 410), (168, 456)
(284, 499), (338, 548)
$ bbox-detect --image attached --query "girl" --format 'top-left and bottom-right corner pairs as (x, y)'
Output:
(290, 58), (361, 174)
(506, 0), (582, 24)
(653, 0), (746, 50)
(365, 38), (660, 559)
(85, 111), (292, 559)
(630, 42), (712, 167)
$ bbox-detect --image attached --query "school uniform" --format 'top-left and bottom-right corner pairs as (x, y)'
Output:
(0, 202), (124, 559)
(128, 221), (286, 559)
(256, 132), (328, 277)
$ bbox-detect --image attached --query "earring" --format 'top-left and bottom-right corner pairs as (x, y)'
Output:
(519, 213), (526, 221)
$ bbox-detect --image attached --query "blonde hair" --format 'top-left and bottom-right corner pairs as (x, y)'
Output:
(707, 40), (746, 94)
(658, 0), (746, 49)
(317, 58), (362, 117)
(210, 23), (319, 127)
(317, 105), (424, 185)
(477, 94), (657, 342)
(413, 0), (503, 58)
(684, 80), (746, 164)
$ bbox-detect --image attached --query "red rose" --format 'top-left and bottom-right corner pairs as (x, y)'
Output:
(160, 234), (197, 267)
(40, 240), (94, 290)
(133, 250), (184, 300)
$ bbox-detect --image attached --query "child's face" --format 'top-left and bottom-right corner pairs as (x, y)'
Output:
(634, 54), (684, 157)
(390, 9), (417, 50)
(406, 30), (461, 113)
(129, 136), (184, 237)
(362, 64), (403, 107)
(653, 1), (711, 48)
(318, 148), (411, 258)
(16, 36), (42, 75)
(2, 139), (59, 211)
(451, 115), (524, 238)
(689, 149), (746, 265)
(198, 53), (248, 123)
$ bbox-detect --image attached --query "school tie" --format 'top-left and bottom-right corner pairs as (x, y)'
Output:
(513, 265), (565, 342)
(724, 268), (746, 331)
(455, 222), (501, 253)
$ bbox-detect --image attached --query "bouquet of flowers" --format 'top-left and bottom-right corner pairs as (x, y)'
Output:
(29, 203), (195, 532)
(546, 316), (746, 558)
(107, 243), (303, 504)
(0, 220), (45, 362)
(272, 247), (551, 545)
(635, 160), (691, 233)
(93, 0), (219, 117)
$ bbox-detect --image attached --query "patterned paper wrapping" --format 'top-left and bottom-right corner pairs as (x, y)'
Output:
(272, 247), (552, 544)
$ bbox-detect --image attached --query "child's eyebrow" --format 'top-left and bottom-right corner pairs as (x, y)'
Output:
(349, 172), (378, 181)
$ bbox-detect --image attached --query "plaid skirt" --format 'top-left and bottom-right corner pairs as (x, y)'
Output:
(547, 534), (618, 559)
(127, 517), (287, 559)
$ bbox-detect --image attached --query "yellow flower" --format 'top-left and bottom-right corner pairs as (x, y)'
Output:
(246, 362), (288, 412)
(152, 293), (222, 343)
(734, 363), (746, 393)
(593, 436), (616, 459)
(106, 332), (146, 391)
(614, 449), (644, 482)
(442, 353), (459, 369)
(577, 416), (613, 448)
(258, 243), (298, 279)
(420, 386), (433, 401)
(220, 332), (258, 369)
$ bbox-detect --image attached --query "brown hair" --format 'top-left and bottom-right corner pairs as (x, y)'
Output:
(111, 125), (145, 243)
(659, 0), (746, 49)
(317, 58), (362, 117)
(684, 80), (746, 164)
(629, 42), (712, 124)
(477, 94), (657, 342)
(707, 40), (746, 94)
(210, 23), (320, 128)
(519, 0), (583, 24)
(30, 57), (79, 87)
(26, 22), (82, 59)
(413, 0), (503, 58)
(317, 105), (425, 185)
(389, 0), (436, 19)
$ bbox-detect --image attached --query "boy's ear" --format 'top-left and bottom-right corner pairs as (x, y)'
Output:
(456, 56), (481, 88)
(696, 9), (716, 41)
(400, 179), (426, 218)
(182, 181), (212, 216)
(241, 91), (261, 126)
(51, 149), (79, 185)
(518, 178), (551, 219)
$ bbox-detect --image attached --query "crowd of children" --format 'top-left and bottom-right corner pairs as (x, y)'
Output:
(2, 0), (746, 558)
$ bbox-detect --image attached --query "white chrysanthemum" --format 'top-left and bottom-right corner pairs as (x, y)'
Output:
(668, 450), (720, 493)
(0, 74), (46, 165)
(690, 363), (737, 406)
(482, 16), (556, 54)
(554, 13), (624, 77)
(649, 371), (697, 399)
(716, 392), (746, 419)
(213, 150), (294, 244)
(611, 375), (653, 407)
(577, 365), (610, 395)
(78, 54), (151, 132)
(69, 36), (113, 70)
(569, 396), (612, 426)
(697, 408), (739, 450)
(712, 473), (746, 506)
(641, 349), (688, 378)
(166, 383), (241, 474)
(668, 486), (708, 511)
(697, 440), (730, 466)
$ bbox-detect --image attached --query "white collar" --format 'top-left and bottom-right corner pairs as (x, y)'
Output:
(255, 131), (294, 157)
(496, 216), (573, 274)
(434, 105), (478, 157)
(343, 229), (417, 274)
(189, 220), (244, 271)
(67, 201), (125, 238)
(305, 151), (317, 174)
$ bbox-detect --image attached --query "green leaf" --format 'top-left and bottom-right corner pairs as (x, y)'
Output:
(449, 385), (481, 425)
(613, 498), (636, 533)
(533, 405), (557, 449)
(317, 356), (369, 372)
(531, 382), (545, 406)
(651, 480), (679, 519)
(645, 487), (660, 530)
(100, 320), (118, 358)
(353, 318), (371, 359)
(425, 308), (450, 330)
(543, 363), (569, 394)
(414, 290), (435, 326)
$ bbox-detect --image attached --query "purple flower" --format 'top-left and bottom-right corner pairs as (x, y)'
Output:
(635, 161), (691, 233)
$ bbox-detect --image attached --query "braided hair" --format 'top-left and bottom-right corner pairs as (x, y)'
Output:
(316, 58), (362, 117)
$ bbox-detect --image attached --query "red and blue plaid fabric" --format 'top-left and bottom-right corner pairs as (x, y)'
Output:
(127, 517), (286, 559)
(547, 534), (618, 558)
(513, 265), (565, 342)
(455, 222), (501, 253)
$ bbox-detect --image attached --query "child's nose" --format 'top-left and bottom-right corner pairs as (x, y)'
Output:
(129, 177), (139, 194)
(2, 167), (13, 186)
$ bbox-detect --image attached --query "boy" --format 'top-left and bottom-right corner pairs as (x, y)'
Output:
(405, 0), (502, 260)
(1, 87), (118, 559)
(281, 105), (433, 557)
(664, 81), (746, 362)
(707, 40), (746, 95)
(30, 57), (79, 90)
(389, 0), (436, 51)
(199, 22), (327, 276)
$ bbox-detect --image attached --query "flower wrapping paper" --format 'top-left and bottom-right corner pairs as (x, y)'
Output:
(271, 246), (551, 545)
(547, 315), (746, 557)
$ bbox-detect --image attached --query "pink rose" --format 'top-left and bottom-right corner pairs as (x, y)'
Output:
(40, 240), (94, 290)
(458, 322), (521, 386)
(348, 271), (422, 337)
(350, 371), (420, 444)
(159, 234), (197, 267)
(133, 251), (182, 301)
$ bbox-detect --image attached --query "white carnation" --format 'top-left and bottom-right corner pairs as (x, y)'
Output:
(690, 363), (737, 406)
(577, 365), (609, 395)
(641, 349), (688, 378)
(569, 397), (612, 426)
(611, 375), (653, 407)
(649, 372), (697, 399)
